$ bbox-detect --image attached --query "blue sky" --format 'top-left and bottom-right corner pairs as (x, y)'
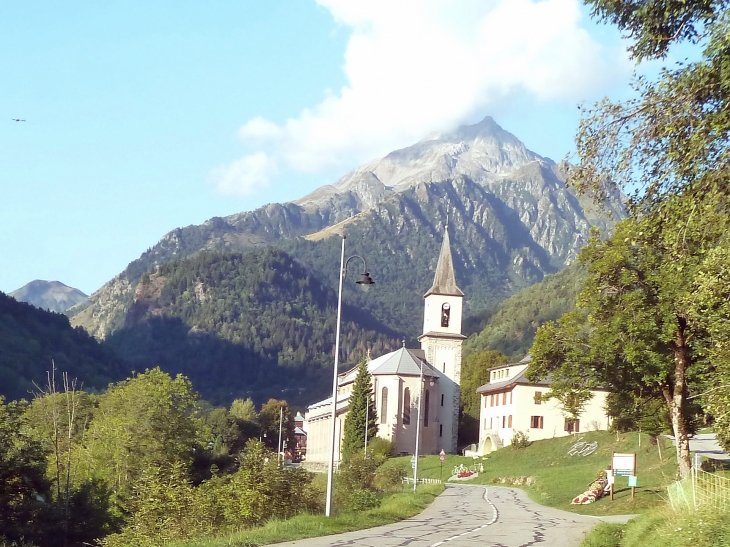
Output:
(1, 1), (646, 295)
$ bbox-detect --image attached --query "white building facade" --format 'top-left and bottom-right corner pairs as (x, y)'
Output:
(476, 357), (611, 452)
(305, 228), (465, 461)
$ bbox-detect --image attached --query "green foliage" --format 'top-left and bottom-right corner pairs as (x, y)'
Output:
(373, 460), (406, 493)
(230, 397), (258, 423)
(341, 359), (377, 461)
(0, 397), (49, 544)
(75, 368), (205, 510)
(101, 462), (217, 547)
(0, 291), (125, 401)
(258, 399), (294, 453)
(510, 430), (530, 449)
(584, 0), (724, 60)
(464, 262), (586, 359)
(334, 452), (386, 513)
(346, 489), (380, 511)
(367, 437), (395, 459)
(107, 249), (399, 406)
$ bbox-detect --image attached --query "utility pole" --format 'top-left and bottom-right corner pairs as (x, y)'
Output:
(278, 406), (283, 465)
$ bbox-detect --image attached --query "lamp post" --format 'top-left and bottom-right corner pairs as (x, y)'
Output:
(325, 235), (374, 517)
(413, 362), (434, 493)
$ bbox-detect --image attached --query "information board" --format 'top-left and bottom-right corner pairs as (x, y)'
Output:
(612, 453), (636, 477)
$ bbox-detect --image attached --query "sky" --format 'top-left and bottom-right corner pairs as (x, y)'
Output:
(1, 0), (651, 295)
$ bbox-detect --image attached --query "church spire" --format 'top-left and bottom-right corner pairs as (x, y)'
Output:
(425, 227), (464, 297)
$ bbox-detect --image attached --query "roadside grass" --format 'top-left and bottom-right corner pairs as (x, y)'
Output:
(581, 504), (730, 547)
(169, 483), (444, 547)
(395, 431), (677, 516)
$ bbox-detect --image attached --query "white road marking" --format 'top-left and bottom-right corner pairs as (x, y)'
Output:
(428, 487), (498, 546)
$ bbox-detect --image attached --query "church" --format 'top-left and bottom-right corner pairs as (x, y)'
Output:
(304, 228), (465, 462)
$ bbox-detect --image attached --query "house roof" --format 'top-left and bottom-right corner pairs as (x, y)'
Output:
(294, 426), (306, 436)
(368, 347), (439, 378)
(424, 228), (464, 297)
(475, 368), (551, 394)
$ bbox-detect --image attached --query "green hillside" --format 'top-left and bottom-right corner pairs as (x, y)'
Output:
(107, 248), (400, 405)
(463, 261), (585, 359)
(0, 291), (125, 400)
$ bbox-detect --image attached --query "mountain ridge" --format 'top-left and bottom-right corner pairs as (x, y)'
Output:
(69, 116), (623, 341)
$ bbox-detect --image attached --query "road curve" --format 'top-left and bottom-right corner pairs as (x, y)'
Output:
(276, 484), (632, 547)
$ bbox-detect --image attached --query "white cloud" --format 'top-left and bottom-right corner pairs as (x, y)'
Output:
(213, 0), (629, 194)
(208, 152), (278, 196)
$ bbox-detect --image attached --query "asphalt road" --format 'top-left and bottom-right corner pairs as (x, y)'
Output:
(276, 484), (633, 547)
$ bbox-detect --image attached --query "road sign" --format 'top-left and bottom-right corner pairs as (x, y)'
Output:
(439, 449), (446, 462)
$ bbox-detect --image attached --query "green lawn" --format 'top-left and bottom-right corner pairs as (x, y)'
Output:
(395, 431), (678, 516)
(169, 484), (444, 547)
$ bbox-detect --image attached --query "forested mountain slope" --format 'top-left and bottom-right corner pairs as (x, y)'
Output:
(463, 261), (586, 359)
(106, 248), (400, 405)
(0, 291), (125, 400)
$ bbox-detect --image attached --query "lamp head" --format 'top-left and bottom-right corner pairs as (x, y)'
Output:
(356, 272), (375, 292)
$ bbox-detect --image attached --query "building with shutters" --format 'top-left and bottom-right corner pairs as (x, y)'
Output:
(475, 356), (611, 453)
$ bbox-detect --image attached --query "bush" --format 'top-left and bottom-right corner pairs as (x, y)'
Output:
(348, 489), (381, 511)
(373, 461), (406, 493)
(367, 437), (395, 459)
(511, 430), (530, 449)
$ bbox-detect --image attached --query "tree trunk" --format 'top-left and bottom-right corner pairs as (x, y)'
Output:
(663, 318), (692, 479)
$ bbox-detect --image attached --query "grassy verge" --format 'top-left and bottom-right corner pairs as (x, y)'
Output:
(580, 505), (730, 547)
(395, 431), (677, 516)
(170, 484), (444, 547)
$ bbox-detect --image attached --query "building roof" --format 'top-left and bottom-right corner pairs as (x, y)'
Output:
(294, 426), (306, 436)
(475, 368), (551, 394)
(368, 347), (439, 378)
(425, 228), (464, 297)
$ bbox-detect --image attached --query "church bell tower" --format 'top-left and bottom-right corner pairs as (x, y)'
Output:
(419, 226), (465, 453)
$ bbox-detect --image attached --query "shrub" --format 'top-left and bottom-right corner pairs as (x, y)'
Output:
(511, 430), (530, 449)
(367, 437), (395, 459)
(373, 461), (406, 493)
(348, 489), (381, 511)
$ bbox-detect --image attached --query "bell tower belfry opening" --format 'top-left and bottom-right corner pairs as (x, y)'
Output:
(418, 225), (466, 453)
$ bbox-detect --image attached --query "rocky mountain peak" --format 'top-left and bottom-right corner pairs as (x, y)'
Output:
(10, 280), (88, 313)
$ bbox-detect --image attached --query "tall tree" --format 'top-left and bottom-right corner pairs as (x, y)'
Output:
(341, 359), (377, 461)
(529, 218), (718, 478)
(258, 399), (294, 453)
(230, 398), (258, 423)
(74, 368), (205, 509)
(0, 397), (49, 544)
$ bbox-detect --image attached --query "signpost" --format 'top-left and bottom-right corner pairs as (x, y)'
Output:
(611, 453), (637, 500)
(439, 449), (446, 482)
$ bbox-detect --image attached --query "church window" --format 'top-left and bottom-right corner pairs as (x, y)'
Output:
(441, 394), (444, 407)
(380, 387), (388, 424)
(424, 390), (430, 427)
(403, 388), (411, 425)
(439, 424), (443, 437)
(441, 302), (450, 327)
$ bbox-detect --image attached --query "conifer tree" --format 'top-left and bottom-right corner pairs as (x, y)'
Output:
(341, 358), (377, 461)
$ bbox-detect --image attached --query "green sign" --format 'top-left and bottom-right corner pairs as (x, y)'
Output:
(628, 476), (638, 487)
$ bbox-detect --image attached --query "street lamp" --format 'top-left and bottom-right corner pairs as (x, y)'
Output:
(325, 235), (374, 517)
(413, 362), (435, 493)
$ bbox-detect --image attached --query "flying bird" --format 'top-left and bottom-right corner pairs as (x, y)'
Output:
(11, 118), (26, 122)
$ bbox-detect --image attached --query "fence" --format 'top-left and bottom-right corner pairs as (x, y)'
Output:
(692, 468), (730, 510)
(403, 477), (443, 484)
(668, 465), (730, 511)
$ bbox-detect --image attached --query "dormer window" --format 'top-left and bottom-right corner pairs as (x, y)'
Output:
(441, 303), (450, 327)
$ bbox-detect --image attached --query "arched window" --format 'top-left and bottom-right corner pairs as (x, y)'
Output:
(380, 387), (388, 424)
(441, 303), (451, 327)
(403, 387), (411, 425)
(424, 389), (430, 427)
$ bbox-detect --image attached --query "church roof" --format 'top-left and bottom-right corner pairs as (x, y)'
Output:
(425, 228), (464, 297)
(368, 347), (438, 378)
